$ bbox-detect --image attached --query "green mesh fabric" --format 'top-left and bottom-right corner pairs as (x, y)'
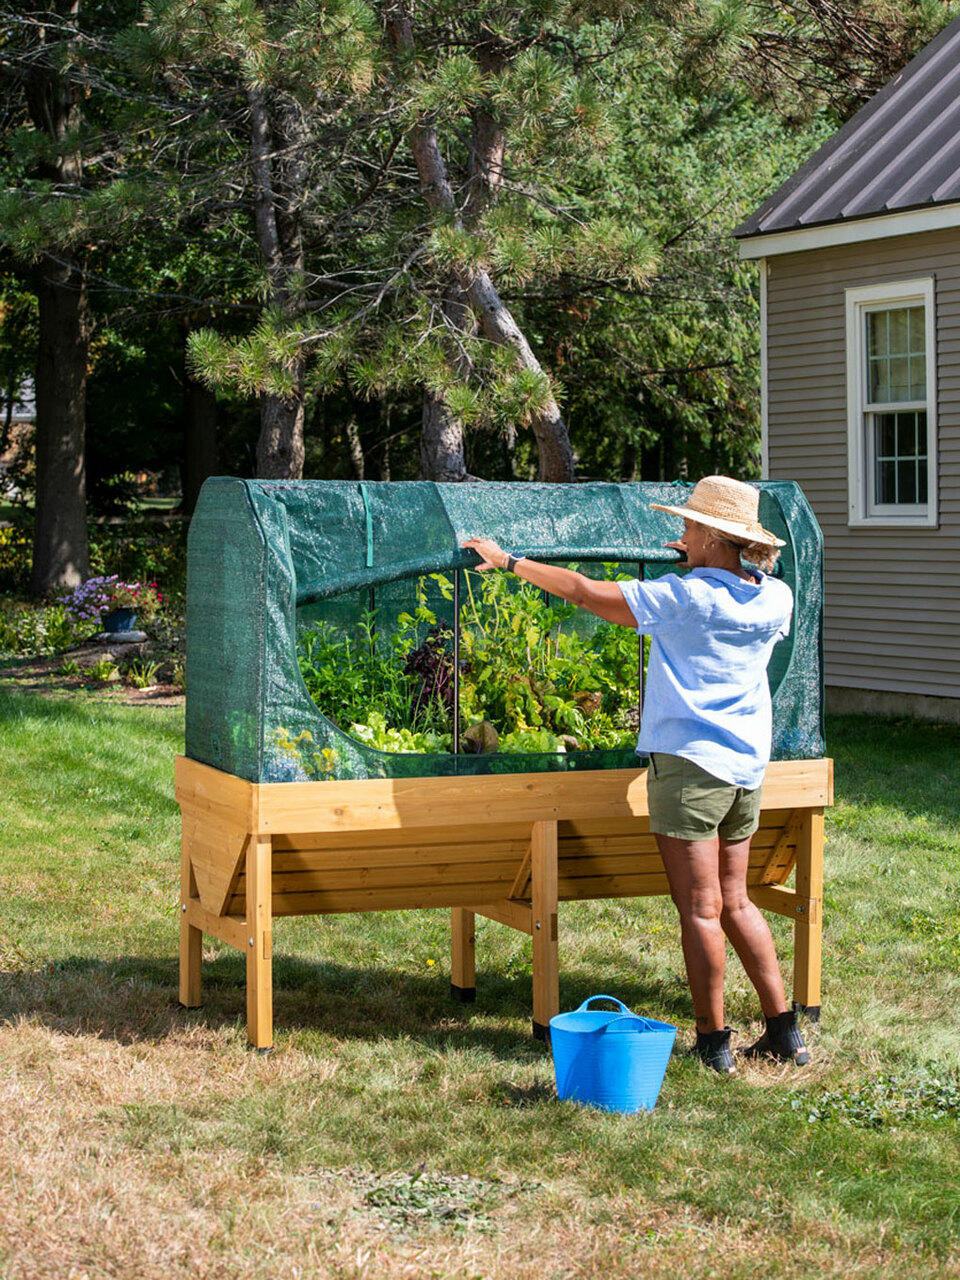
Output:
(186, 480), (824, 783)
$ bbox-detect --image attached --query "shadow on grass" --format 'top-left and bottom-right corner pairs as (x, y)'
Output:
(0, 950), (691, 1062)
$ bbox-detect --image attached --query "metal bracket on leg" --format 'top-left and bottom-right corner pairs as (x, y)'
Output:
(450, 984), (476, 1003)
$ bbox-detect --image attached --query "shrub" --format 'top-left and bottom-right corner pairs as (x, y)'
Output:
(0, 601), (93, 659)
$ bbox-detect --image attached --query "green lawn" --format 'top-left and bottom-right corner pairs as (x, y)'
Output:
(0, 691), (958, 1279)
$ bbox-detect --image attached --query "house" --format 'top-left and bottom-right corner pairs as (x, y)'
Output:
(734, 18), (960, 724)
(0, 379), (35, 503)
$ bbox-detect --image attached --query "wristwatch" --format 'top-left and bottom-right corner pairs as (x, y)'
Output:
(505, 553), (524, 573)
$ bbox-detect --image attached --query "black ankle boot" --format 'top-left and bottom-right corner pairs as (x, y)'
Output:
(695, 1026), (736, 1074)
(743, 1010), (810, 1065)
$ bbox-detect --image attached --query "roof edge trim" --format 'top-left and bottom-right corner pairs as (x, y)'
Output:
(737, 200), (960, 258)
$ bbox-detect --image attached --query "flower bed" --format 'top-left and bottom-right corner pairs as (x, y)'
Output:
(63, 575), (162, 625)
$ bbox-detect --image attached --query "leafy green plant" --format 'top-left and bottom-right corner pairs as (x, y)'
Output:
(124, 659), (161, 689)
(0, 601), (92, 659)
(790, 1068), (960, 1130)
(296, 566), (642, 756)
(86, 655), (120, 684)
(57, 657), (83, 677)
(352, 1167), (519, 1236)
(348, 710), (451, 754)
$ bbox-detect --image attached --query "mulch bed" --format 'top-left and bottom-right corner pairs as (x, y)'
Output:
(0, 638), (185, 707)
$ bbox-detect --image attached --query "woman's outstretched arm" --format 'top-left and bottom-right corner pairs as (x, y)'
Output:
(460, 536), (638, 628)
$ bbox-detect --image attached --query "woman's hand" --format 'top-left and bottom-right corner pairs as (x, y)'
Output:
(461, 537), (508, 571)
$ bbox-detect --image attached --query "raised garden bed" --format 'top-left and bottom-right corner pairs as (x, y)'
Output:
(178, 478), (830, 1048)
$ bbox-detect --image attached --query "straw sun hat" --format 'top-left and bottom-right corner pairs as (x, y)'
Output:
(650, 476), (786, 549)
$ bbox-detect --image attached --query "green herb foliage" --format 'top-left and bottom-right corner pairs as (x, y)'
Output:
(297, 568), (643, 754)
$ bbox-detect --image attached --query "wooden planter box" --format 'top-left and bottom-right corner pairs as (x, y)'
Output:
(176, 755), (832, 1049)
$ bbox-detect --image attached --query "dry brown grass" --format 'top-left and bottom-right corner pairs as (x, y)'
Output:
(2, 1015), (957, 1280)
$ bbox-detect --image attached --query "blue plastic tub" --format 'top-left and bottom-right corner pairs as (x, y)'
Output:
(550, 995), (676, 1113)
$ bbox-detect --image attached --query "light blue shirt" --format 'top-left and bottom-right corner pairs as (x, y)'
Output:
(618, 567), (794, 790)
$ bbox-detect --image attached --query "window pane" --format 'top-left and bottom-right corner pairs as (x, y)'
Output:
(867, 311), (886, 358)
(916, 410), (928, 462)
(896, 412), (917, 456)
(875, 413), (896, 457)
(888, 356), (910, 401)
(908, 354), (926, 400)
(898, 460), (917, 505)
(871, 410), (929, 507)
(875, 456), (897, 504)
(868, 357), (888, 402)
(865, 305), (926, 405)
(888, 307), (909, 355)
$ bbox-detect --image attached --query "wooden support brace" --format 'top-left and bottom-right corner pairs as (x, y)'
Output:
(179, 829), (202, 1008)
(245, 834), (274, 1051)
(530, 820), (559, 1041)
(184, 900), (249, 951)
(748, 884), (819, 920)
(792, 808), (824, 1020)
(474, 900), (533, 934)
(509, 846), (532, 900)
(450, 908), (476, 1002)
(758, 809), (802, 885)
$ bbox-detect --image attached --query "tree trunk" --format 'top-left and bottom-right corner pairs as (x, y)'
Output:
(620, 438), (638, 482)
(25, 0), (89, 594)
(420, 281), (476, 481)
(500, 423), (517, 479)
(421, 391), (470, 481)
(386, 11), (574, 482)
(256, 371), (306, 479)
(246, 85), (306, 479)
(31, 258), (90, 595)
(344, 416), (365, 479)
(182, 364), (218, 516)
(418, 100), (504, 483)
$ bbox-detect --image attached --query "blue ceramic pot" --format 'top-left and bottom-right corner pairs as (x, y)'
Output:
(102, 608), (137, 634)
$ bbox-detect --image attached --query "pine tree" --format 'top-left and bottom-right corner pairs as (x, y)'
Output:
(1, 0), (97, 591)
(149, 0), (660, 481)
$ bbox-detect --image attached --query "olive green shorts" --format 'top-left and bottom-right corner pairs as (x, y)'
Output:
(647, 752), (762, 842)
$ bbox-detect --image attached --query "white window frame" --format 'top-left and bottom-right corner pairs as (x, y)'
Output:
(845, 278), (938, 529)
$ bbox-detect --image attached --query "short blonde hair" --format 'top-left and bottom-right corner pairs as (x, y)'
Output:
(708, 530), (781, 575)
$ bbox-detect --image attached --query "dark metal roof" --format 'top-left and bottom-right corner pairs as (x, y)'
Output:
(734, 18), (960, 240)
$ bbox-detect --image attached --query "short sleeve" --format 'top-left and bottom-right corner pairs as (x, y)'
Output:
(774, 583), (794, 641)
(617, 574), (693, 634)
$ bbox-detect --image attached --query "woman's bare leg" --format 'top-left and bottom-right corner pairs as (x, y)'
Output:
(718, 836), (787, 1018)
(655, 835), (726, 1032)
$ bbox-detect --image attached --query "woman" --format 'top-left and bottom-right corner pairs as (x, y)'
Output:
(462, 475), (808, 1074)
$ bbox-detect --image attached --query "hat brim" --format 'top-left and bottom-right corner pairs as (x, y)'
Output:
(649, 502), (786, 548)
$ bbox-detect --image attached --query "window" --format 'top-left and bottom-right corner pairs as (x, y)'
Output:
(845, 279), (937, 528)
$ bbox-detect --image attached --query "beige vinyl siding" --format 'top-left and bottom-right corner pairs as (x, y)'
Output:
(766, 227), (960, 699)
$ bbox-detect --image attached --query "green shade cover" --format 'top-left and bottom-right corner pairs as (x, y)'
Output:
(185, 479), (824, 783)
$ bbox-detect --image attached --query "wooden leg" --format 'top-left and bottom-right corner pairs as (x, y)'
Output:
(792, 808), (824, 1021)
(450, 908), (476, 1002)
(245, 834), (273, 1051)
(179, 829), (202, 1007)
(531, 819), (559, 1041)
